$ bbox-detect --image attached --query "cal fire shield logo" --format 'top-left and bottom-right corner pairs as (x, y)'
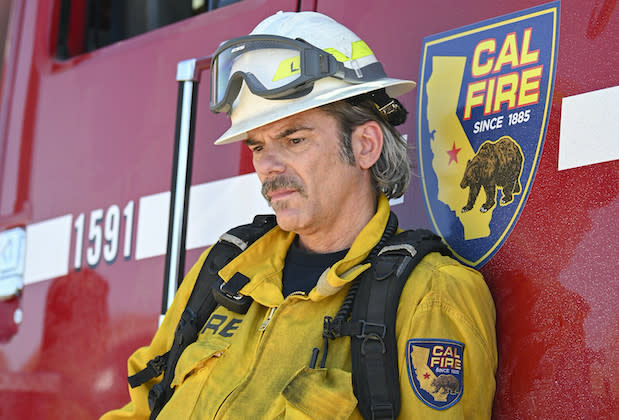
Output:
(406, 339), (465, 410)
(417, 2), (560, 267)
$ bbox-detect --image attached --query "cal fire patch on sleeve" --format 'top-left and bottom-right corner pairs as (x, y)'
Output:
(406, 339), (464, 410)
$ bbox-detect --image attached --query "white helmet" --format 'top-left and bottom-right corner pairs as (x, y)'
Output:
(211, 11), (416, 145)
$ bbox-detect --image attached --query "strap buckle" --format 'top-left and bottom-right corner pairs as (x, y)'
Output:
(371, 402), (394, 420)
(356, 320), (386, 339)
(218, 280), (245, 301)
(147, 354), (167, 375)
(212, 276), (253, 314)
(358, 321), (387, 356)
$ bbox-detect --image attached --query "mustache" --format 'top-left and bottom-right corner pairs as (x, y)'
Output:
(261, 176), (307, 203)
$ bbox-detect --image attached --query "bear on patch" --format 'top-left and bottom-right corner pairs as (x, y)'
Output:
(431, 374), (460, 395)
(460, 135), (524, 213)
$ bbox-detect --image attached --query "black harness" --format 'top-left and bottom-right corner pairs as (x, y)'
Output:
(129, 213), (451, 420)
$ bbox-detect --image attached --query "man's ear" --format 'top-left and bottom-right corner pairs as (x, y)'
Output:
(352, 120), (384, 169)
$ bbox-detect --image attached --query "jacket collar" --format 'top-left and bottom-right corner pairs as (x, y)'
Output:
(219, 194), (392, 307)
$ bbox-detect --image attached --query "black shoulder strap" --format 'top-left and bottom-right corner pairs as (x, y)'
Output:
(350, 229), (451, 420)
(127, 214), (277, 419)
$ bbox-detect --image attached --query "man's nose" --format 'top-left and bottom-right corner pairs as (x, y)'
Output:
(254, 147), (286, 176)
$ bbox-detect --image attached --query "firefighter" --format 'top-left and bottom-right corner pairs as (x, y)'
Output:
(102, 11), (497, 419)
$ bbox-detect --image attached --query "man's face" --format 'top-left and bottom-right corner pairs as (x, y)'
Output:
(245, 108), (370, 243)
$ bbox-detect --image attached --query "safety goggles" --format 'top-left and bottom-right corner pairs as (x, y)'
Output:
(210, 34), (387, 114)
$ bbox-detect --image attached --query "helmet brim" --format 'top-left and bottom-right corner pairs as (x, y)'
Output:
(213, 77), (416, 145)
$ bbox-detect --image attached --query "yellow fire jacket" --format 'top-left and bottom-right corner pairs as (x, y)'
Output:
(102, 195), (497, 419)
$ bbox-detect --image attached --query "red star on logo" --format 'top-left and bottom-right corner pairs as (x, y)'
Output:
(424, 373), (430, 379)
(446, 141), (462, 165)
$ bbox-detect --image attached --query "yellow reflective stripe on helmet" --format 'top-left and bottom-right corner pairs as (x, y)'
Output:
(324, 40), (373, 63)
(272, 56), (301, 82)
(271, 40), (375, 83)
(351, 40), (373, 60)
(324, 48), (349, 62)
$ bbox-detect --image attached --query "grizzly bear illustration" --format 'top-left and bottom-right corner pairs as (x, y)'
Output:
(431, 374), (460, 395)
(460, 136), (524, 213)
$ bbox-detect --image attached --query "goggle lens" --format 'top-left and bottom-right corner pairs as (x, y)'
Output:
(212, 38), (305, 111)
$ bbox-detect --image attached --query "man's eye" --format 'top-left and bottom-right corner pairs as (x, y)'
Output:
(289, 137), (304, 145)
(251, 145), (263, 153)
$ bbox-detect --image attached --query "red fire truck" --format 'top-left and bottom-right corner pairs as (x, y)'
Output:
(0, 0), (616, 418)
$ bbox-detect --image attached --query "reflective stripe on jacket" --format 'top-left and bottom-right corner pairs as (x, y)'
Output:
(101, 195), (497, 419)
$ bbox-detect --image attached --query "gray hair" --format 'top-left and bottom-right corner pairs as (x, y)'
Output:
(320, 96), (412, 199)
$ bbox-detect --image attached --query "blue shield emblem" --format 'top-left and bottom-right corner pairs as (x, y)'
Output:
(416, 2), (560, 267)
(406, 339), (465, 410)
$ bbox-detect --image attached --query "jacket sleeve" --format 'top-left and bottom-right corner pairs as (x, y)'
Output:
(99, 248), (212, 420)
(396, 254), (497, 419)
